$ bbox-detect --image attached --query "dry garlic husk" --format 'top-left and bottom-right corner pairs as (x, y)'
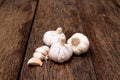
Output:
(49, 38), (73, 63)
(33, 46), (50, 60)
(67, 33), (89, 55)
(27, 57), (43, 66)
(43, 27), (66, 46)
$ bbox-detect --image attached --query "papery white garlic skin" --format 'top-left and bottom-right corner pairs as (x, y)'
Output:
(34, 46), (50, 60)
(67, 33), (89, 55)
(49, 39), (73, 63)
(35, 46), (50, 56)
(33, 52), (45, 60)
(27, 57), (43, 66)
(43, 27), (66, 46)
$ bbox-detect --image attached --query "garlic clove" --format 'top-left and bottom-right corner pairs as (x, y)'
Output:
(57, 50), (65, 63)
(61, 46), (73, 61)
(35, 46), (48, 56)
(41, 46), (50, 52)
(57, 45), (73, 63)
(27, 57), (43, 66)
(33, 52), (45, 60)
(49, 46), (60, 62)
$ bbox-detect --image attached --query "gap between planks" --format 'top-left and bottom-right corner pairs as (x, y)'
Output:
(17, 0), (39, 80)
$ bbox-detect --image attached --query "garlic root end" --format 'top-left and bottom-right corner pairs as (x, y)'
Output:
(71, 38), (80, 46)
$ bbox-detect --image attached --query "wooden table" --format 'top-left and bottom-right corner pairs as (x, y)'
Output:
(0, 0), (120, 80)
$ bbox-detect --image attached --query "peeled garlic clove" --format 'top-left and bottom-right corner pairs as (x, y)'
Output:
(33, 52), (45, 60)
(49, 38), (73, 63)
(43, 27), (66, 46)
(67, 33), (90, 55)
(27, 57), (43, 66)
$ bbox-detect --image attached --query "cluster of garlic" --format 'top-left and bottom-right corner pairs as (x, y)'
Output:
(27, 27), (89, 66)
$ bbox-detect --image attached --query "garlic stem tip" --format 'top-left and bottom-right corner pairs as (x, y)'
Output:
(56, 27), (63, 34)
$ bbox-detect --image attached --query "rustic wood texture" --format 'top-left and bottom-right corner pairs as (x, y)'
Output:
(20, 0), (97, 80)
(0, 0), (37, 80)
(76, 0), (120, 80)
(0, 0), (120, 80)
(78, 0), (120, 80)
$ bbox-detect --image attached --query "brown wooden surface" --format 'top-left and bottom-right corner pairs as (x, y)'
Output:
(0, 0), (120, 80)
(76, 0), (120, 80)
(0, 0), (37, 80)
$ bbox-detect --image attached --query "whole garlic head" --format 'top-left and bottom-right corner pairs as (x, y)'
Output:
(49, 38), (73, 63)
(67, 33), (89, 55)
(43, 27), (66, 46)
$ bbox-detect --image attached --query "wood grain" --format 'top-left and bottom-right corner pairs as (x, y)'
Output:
(76, 0), (120, 80)
(20, 0), (97, 80)
(0, 0), (37, 80)
(0, 0), (119, 80)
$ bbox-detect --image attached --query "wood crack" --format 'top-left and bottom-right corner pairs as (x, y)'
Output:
(17, 0), (39, 80)
(0, 0), (5, 7)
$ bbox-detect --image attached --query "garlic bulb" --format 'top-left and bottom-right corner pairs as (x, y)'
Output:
(43, 27), (66, 46)
(49, 38), (73, 63)
(67, 33), (89, 55)
(33, 46), (50, 60)
(27, 57), (43, 66)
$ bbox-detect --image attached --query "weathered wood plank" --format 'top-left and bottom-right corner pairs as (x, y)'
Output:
(0, 0), (37, 80)
(76, 0), (120, 80)
(20, 0), (97, 80)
